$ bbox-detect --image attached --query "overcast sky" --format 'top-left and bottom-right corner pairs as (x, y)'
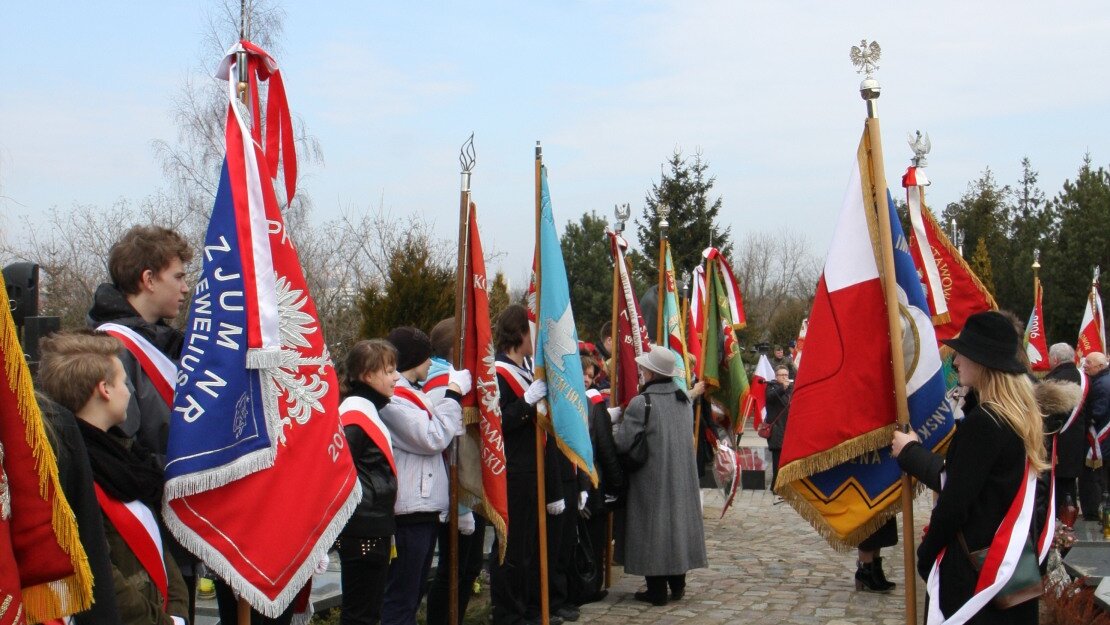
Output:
(2, 2), (1108, 287)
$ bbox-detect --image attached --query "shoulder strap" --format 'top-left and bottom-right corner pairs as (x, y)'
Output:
(341, 405), (397, 476)
(643, 395), (651, 427)
(93, 484), (169, 611)
(98, 322), (176, 407)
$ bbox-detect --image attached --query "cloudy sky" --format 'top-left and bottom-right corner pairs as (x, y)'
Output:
(2, 2), (1108, 286)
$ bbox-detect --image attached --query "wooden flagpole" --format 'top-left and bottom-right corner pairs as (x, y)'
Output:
(655, 208), (670, 344)
(534, 141), (551, 625)
(237, 5), (252, 624)
(604, 208), (624, 590)
(448, 133), (476, 625)
(855, 43), (917, 625)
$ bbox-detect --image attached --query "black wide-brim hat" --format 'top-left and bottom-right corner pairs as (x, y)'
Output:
(940, 311), (1026, 374)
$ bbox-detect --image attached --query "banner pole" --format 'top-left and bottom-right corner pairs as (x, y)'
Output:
(692, 257), (714, 449)
(448, 133), (476, 625)
(534, 141), (551, 625)
(857, 55), (917, 625)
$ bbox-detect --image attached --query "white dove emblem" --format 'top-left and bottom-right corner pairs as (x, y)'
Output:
(544, 306), (578, 373)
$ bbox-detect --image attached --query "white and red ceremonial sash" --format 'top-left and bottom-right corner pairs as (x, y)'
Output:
(422, 372), (449, 394)
(495, 360), (533, 398)
(339, 397), (396, 476)
(393, 385), (435, 420)
(925, 462), (1048, 625)
(688, 263), (705, 365)
(1063, 370), (1089, 434)
(98, 323), (176, 407)
(585, 388), (605, 406)
(93, 484), (168, 611)
(904, 167), (950, 325)
(793, 318), (808, 370)
(1076, 280), (1106, 364)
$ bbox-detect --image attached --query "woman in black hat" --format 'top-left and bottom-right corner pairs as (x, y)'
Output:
(892, 311), (1047, 625)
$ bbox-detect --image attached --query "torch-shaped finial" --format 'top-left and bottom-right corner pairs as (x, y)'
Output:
(459, 133), (476, 193)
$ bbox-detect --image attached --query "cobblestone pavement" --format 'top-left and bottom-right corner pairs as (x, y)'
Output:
(580, 487), (932, 625)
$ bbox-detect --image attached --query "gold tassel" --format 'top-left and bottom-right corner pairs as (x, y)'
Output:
(775, 426), (895, 487)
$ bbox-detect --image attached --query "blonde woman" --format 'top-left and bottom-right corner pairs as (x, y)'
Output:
(893, 311), (1047, 625)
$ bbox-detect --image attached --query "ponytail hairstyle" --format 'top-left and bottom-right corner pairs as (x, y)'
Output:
(975, 368), (1048, 472)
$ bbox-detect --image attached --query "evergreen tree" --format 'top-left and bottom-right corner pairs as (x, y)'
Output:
(942, 167), (1009, 300)
(358, 232), (456, 339)
(999, 158), (1056, 330)
(488, 271), (510, 322)
(631, 149), (733, 287)
(1042, 155), (1110, 340)
(969, 238), (995, 297)
(561, 211), (613, 342)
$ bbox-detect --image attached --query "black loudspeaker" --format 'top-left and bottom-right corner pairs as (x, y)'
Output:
(3, 262), (40, 327)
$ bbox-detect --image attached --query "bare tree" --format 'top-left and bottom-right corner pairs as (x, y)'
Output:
(731, 228), (820, 346)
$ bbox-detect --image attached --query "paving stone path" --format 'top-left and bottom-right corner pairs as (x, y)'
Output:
(580, 487), (932, 625)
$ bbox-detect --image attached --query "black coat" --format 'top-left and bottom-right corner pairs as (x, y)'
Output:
(339, 385), (398, 538)
(766, 382), (792, 451)
(587, 400), (624, 509)
(1087, 368), (1110, 457)
(495, 355), (561, 503)
(900, 397), (1037, 624)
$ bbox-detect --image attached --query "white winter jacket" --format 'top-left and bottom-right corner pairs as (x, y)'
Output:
(379, 377), (463, 516)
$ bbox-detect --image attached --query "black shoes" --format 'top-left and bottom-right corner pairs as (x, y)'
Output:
(855, 557), (896, 593)
(633, 590), (668, 606)
(670, 585), (685, 601)
(555, 606), (580, 622)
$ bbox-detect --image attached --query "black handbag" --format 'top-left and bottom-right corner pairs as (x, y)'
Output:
(619, 396), (652, 473)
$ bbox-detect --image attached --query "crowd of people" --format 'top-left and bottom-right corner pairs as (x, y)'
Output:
(25, 224), (722, 625)
(16, 221), (1110, 625)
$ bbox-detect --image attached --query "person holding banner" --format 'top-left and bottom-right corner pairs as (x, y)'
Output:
(38, 331), (190, 625)
(616, 345), (707, 607)
(380, 327), (469, 625)
(336, 339), (401, 625)
(893, 311), (1048, 624)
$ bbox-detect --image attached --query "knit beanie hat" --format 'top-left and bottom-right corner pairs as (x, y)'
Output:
(387, 326), (433, 372)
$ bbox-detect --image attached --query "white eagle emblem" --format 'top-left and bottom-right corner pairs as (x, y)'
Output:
(543, 306), (578, 373)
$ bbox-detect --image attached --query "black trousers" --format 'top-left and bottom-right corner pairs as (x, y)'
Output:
(491, 473), (538, 625)
(1079, 463), (1110, 519)
(546, 485), (577, 612)
(770, 449), (782, 491)
(381, 521), (439, 625)
(214, 577), (295, 625)
(338, 535), (392, 625)
(426, 516), (488, 625)
(644, 575), (685, 599)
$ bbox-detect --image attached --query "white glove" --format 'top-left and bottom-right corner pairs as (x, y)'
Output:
(546, 499), (566, 515)
(460, 511), (476, 535)
(314, 550), (331, 574)
(448, 368), (473, 395)
(578, 491), (588, 511)
(604, 494), (618, 504)
(524, 380), (548, 405)
(607, 406), (622, 424)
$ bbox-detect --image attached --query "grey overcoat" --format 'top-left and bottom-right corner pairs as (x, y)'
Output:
(615, 380), (708, 576)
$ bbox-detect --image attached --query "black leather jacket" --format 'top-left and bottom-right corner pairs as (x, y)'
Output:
(340, 382), (398, 538)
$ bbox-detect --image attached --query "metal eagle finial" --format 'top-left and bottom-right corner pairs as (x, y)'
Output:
(908, 130), (931, 167)
(850, 39), (882, 79)
(613, 203), (630, 233)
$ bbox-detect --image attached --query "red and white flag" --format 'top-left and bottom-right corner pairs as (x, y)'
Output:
(1024, 276), (1050, 372)
(607, 231), (650, 408)
(745, 354), (776, 429)
(793, 318), (808, 370)
(1076, 271), (1106, 364)
(903, 166), (997, 343)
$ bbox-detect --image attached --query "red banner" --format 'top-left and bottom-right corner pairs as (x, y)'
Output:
(608, 232), (649, 407)
(1077, 282), (1106, 363)
(459, 202), (509, 557)
(1025, 278), (1050, 371)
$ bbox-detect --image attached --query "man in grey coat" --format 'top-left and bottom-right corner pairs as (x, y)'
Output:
(615, 345), (707, 606)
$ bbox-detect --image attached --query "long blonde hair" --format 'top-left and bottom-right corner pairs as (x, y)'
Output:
(975, 368), (1048, 472)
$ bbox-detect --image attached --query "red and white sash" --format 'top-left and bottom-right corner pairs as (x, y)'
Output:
(494, 360), (533, 398)
(423, 372), (449, 394)
(98, 323), (177, 407)
(925, 461), (1050, 625)
(339, 397), (396, 476)
(93, 483), (169, 611)
(393, 385), (435, 420)
(1063, 371), (1089, 434)
(585, 388), (606, 406)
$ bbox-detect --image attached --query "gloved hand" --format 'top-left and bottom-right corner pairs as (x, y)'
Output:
(448, 368), (473, 395)
(460, 511), (476, 535)
(607, 406), (622, 424)
(314, 550), (331, 574)
(578, 490), (588, 511)
(546, 499), (566, 515)
(524, 380), (548, 405)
